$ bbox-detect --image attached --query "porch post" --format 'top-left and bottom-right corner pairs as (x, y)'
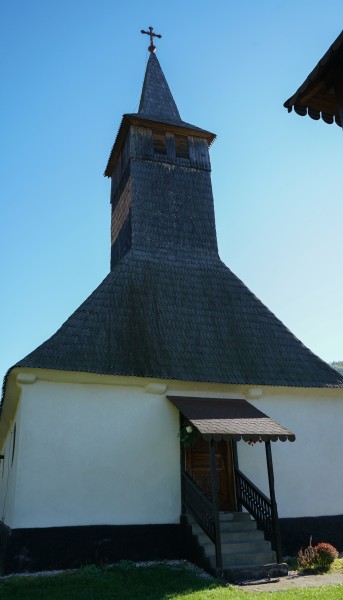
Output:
(265, 440), (283, 563)
(179, 414), (186, 515)
(209, 439), (222, 576)
(231, 441), (242, 512)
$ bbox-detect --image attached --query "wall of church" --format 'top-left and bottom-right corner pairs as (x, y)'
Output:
(11, 380), (181, 529)
(0, 407), (20, 528)
(236, 388), (343, 519)
(4, 375), (343, 530)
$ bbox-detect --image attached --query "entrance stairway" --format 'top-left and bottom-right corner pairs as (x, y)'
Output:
(185, 512), (287, 582)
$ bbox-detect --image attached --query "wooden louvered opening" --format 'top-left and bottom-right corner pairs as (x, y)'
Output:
(175, 134), (189, 159)
(153, 131), (167, 155)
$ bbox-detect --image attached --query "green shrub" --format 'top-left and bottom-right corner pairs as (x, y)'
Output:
(115, 560), (136, 572)
(80, 564), (101, 577)
(297, 538), (339, 572)
(314, 543), (339, 569)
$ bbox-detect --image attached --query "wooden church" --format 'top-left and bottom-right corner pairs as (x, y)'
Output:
(1, 31), (343, 578)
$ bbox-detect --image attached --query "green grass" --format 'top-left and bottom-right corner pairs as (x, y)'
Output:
(0, 563), (342, 600)
(330, 558), (343, 573)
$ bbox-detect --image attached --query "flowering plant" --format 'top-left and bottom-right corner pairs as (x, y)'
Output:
(314, 543), (338, 568)
(245, 437), (263, 446)
(178, 419), (200, 447)
(297, 537), (338, 572)
(297, 542), (318, 571)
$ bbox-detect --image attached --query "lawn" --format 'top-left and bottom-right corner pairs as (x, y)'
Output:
(1, 562), (342, 600)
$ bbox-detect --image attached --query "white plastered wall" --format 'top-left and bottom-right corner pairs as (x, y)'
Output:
(236, 388), (343, 518)
(2, 371), (343, 528)
(9, 379), (181, 529)
(0, 405), (20, 528)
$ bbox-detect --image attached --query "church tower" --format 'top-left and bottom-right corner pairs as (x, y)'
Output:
(105, 50), (217, 270)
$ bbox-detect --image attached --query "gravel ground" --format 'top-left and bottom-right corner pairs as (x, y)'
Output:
(235, 571), (343, 592)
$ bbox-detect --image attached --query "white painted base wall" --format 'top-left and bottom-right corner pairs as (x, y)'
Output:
(6, 380), (181, 529)
(1, 371), (343, 529)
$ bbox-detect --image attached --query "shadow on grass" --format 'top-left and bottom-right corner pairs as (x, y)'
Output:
(0, 564), (223, 600)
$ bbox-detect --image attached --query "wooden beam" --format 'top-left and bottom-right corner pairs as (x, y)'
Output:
(232, 441), (242, 512)
(179, 413), (186, 515)
(209, 440), (222, 576)
(265, 441), (283, 564)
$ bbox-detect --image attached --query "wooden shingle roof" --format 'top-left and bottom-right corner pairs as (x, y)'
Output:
(14, 253), (343, 388)
(138, 51), (181, 122)
(104, 53), (215, 178)
(5, 50), (343, 391)
(284, 30), (343, 126)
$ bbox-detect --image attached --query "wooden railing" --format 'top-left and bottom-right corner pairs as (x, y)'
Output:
(235, 469), (273, 535)
(182, 471), (216, 541)
(236, 467), (282, 562)
(181, 471), (222, 573)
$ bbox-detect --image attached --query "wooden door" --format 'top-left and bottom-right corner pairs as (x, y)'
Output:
(185, 438), (236, 511)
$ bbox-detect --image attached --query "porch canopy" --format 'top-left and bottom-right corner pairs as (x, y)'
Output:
(167, 396), (295, 442)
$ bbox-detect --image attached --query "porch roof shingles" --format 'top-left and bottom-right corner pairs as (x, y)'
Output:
(168, 396), (296, 442)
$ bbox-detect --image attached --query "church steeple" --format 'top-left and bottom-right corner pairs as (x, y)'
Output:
(138, 53), (181, 123)
(105, 48), (218, 270)
(137, 25), (185, 140)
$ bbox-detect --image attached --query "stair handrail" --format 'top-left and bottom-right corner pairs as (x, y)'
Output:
(235, 469), (273, 535)
(181, 470), (223, 574)
(181, 471), (217, 543)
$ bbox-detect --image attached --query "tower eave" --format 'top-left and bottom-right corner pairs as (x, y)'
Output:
(104, 114), (216, 178)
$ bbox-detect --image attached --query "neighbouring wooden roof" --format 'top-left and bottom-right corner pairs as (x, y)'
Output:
(168, 396), (296, 442)
(284, 30), (343, 126)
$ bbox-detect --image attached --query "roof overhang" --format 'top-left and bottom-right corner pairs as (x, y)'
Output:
(284, 30), (343, 127)
(168, 396), (295, 442)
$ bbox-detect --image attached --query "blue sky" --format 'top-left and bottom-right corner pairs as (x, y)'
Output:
(1, 1), (343, 383)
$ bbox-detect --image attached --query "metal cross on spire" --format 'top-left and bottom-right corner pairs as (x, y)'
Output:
(141, 26), (162, 53)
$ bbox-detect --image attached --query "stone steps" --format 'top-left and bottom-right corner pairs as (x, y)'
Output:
(195, 528), (265, 543)
(186, 512), (287, 582)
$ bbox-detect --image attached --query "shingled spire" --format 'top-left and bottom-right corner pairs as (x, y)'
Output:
(138, 52), (181, 122)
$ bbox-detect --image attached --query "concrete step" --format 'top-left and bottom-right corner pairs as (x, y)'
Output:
(201, 539), (273, 556)
(196, 529), (265, 544)
(219, 512), (252, 522)
(185, 510), (282, 581)
(223, 562), (288, 583)
(190, 520), (257, 536)
(221, 529), (264, 542)
(208, 550), (277, 567)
